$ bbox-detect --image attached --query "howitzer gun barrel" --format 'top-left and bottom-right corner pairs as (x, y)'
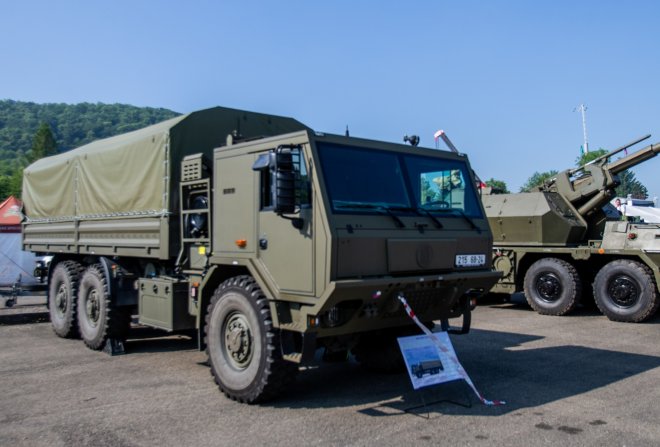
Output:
(569, 134), (651, 176)
(549, 136), (659, 219)
(604, 142), (660, 175)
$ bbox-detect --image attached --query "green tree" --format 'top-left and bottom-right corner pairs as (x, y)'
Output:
(520, 170), (558, 192)
(575, 148), (607, 167)
(615, 170), (648, 199)
(0, 175), (11, 200)
(484, 177), (509, 193)
(29, 122), (58, 162)
(0, 100), (180, 159)
(421, 177), (438, 203)
(0, 168), (23, 199)
(7, 168), (23, 198)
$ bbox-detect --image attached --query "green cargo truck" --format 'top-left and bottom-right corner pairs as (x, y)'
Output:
(23, 106), (500, 403)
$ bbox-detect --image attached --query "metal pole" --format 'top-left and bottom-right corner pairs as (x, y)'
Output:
(577, 104), (589, 153)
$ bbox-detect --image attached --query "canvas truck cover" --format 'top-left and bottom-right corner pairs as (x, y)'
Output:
(22, 106), (308, 260)
(22, 106), (309, 220)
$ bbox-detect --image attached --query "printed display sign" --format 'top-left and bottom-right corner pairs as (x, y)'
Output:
(396, 293), (506, 406)
(398, 332), (464, 390)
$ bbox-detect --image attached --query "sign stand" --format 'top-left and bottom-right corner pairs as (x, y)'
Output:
(403, 380), (472, 418)
(398, 330), (473, 417)
(397, 294), (506, 408)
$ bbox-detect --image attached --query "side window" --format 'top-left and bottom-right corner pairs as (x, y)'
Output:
(296, 151), (310, 207)
(255, 146), (310, 211)
(259, 168), (273, 210)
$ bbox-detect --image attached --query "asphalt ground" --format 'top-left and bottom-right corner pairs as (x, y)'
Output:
(1, 293), (659, 447)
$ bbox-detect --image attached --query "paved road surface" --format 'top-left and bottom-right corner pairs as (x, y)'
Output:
(1, 295), (659, 446)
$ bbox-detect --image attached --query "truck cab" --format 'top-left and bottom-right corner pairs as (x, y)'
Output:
(179, 130), (499, 380)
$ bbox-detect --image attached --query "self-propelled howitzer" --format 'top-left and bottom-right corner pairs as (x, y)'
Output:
(482, 135), (660, 322)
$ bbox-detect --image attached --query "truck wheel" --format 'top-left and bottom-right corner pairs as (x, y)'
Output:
(205, 276), (297, 403)
(77, 264), (131, 350)
(523, 258), (581, 316)
(593, 260), (659, 322)
(48, 261), (83, 338)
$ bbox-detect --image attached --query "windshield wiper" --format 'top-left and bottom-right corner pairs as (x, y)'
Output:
(335, 202), (406, 228)
(415, 207), (444, 229)
(432, 208), (480, 233)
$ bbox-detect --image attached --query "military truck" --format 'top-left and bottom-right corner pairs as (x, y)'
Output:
(482, 135), (660, 323)
(22, 106), (500, 403)
(411, 359), (444, 378)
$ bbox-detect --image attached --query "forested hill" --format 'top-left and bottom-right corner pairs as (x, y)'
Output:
(0, 100), (180, 163)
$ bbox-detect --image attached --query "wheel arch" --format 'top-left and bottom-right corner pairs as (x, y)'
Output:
(196, 264), (251, 350)
(48, 255), (141, 307)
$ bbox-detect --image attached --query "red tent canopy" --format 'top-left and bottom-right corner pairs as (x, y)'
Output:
(0, 196), (23, 233)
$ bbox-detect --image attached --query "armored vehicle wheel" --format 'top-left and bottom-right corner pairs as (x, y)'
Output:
(77, 264), (131, 350)
(523, 258), (581, 316)
(48, 261), (83, 338)
(205, 276), (297, 403)
(593, 260), (659, 322)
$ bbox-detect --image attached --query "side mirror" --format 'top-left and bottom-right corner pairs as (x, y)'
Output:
(252, 145), (304, 229)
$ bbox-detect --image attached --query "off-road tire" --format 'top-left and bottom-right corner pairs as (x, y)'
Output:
(204, 275), (297, 403)
(77, 264), (131, 350)
(48, 261), (83, 338)
(523, 258), (581, 316)
(593, 259), (659, 323)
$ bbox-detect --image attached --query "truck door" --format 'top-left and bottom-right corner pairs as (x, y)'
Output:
(256, 148), (314, 295)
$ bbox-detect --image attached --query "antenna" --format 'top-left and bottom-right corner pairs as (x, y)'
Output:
(574, 104), (589, 154)
(433, 130), (458, 153)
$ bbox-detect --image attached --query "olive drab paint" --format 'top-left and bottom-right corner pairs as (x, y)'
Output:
(22, 106), (500, 403)
(482, 135), (660, 322)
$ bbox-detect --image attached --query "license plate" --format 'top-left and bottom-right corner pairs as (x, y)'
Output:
(455, 254), (486, 267)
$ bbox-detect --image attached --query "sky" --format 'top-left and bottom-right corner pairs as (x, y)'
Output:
(2, 0), (660, 196)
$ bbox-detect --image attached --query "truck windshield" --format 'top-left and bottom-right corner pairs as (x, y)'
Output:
(317, 142), (483, 218)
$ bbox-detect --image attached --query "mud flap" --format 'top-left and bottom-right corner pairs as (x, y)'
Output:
(281, 330), (317, 364)
(103, 338), (126, 356)
(440, 302), (471, 335)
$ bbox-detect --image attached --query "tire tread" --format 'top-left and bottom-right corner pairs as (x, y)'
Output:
(593, 259), (659, 323)
(49, 260), (83, 339)
(204, 275), (297, 404)
(523, 257), (581, 316)
(78, 264), (130, 350)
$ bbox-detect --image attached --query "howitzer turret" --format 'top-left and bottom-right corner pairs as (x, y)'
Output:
(542, 135), (660, 219)
(482, 134), (660, 323)
(483, 135), (660, 245)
